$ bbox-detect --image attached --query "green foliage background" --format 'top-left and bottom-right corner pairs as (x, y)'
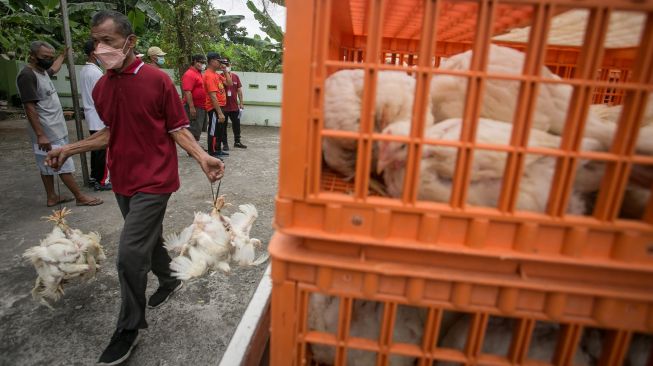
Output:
(0, 0), (284, 75)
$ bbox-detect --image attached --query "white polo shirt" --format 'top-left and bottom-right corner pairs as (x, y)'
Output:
(79, 62), (106, 131)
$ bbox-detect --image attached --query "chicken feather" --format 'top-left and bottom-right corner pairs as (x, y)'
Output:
(165, 196), (267, 281)
(323, 69), (434, 178)
(431, 45), (649, 152)
(24, 208), (105, 308)
(378, 118), (603, 213)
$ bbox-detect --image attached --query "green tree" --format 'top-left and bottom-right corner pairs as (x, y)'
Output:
(225, 0), (283, 72)
(0, 0), (115, 59)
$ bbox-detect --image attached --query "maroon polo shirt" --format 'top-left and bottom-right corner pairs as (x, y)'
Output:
(93, 59), (189, 196)
(223, 73), (242, 112)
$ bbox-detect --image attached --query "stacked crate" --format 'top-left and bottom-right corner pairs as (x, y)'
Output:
(271, 0), (653, 364)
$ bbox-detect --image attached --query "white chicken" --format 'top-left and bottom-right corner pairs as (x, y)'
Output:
(589, 102), (653, 155)
(430, 45), (650, 152)
(226, 204), (268, 266)
(166, 211), (232, 279)
(589, 103), (653, 218)
(377, 118), (605, 213)
(164, 196), (267, 281)
(438, 315), (593, 365)
(23, 208), (106, 309)
(308, 294), (426, 366)
(323, 69), (435, 178)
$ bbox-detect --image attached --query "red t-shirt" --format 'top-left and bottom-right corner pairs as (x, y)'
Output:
(181, 66), (206, 109)
(203, 69), (226, 111)
(223, 73), (242, 112)
(93, 59), (189, 196)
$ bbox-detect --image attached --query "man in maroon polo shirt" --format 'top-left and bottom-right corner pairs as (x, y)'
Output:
(45, 10), (224, 365)
(219, 57), (247, 149)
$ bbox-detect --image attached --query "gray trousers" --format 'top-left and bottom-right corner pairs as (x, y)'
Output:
(115, 192), (177, 330)
(184, 104), (207, 141)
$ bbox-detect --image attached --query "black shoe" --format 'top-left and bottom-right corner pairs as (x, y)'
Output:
(97, 329), (139, 365)
(94, 183), (112, 191)
(148, 281), (183, 309)
(87, 178), (97, 188)
(234, 142), (247, 149)
(217, 151), (229, 157)
(223, 145), (229, 151)
(209, 153), (223, 161)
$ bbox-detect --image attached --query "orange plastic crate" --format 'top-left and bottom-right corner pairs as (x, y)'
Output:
(276, 0), (653, 266)
(270, 232), (653, 365)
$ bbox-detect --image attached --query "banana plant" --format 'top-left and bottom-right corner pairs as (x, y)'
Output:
(0, 0), (115, 59)
(246, 0), (283, 43)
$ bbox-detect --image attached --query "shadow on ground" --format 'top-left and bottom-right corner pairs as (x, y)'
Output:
(0, 118), (278, 366)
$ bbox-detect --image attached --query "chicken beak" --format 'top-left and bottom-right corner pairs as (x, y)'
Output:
(376, 158), (390, 175)
(377, 141), (390, 174)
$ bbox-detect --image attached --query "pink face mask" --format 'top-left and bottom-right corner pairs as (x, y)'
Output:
(95, 38), (131, 70)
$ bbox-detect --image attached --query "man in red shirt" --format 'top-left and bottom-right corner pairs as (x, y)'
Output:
(203, 52), (232, 158)
(45, 10), (224, 365)
(219, 57), (247, 149)
(181, 54), (207, 142)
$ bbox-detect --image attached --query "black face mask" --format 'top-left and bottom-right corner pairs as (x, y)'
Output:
(36, 57), (54, 70)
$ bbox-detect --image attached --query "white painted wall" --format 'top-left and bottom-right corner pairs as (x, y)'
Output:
(236, 71), (282, 127)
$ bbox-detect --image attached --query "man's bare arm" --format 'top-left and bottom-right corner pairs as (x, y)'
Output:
(184, 90), (196, 117)
(237, 87), (244, 109)
(171, 128), (225, 182)
(223, 70), (233, 86)
(209, 92), (225, 122)
(23, 102), (51, 151)
(48, 49), (68, 75)
(45, 128), (110, 169)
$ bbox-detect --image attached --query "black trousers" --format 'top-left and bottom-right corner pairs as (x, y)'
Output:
(224, 110), (241, 144)
(114, 192), (177, 331)
(89, 130), (108, 184)
(207, 108), (227, 154)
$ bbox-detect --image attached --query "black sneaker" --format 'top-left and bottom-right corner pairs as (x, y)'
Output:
(87, 178), (97, 188)
(97, 329), (139, 365)
(209, 153), (223, 161)
(223, 145), (229, 151)
(234, 142), (247, 149)
(94, 183), (112, 191)
(217, 151), (229, 157)
(148, 281), (183, 309)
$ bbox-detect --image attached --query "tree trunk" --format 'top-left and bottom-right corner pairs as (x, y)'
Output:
(172, 0), (193, 77)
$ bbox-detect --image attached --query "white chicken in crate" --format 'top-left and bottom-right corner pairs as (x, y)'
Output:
(315, 44), (653, 364)
(163, 195), (268, 280)
(23, 207), (106, 309)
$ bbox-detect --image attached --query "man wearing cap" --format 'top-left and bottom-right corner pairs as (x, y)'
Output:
(147, 46), (166, 68)
(181, 54), (207, 142)
(219, 57), (247, 149)
(203, 52), (232, 157)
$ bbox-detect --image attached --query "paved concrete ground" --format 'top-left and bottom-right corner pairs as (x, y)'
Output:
(0, 118), (278, 366)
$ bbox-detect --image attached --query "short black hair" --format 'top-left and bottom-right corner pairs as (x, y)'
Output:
(91, 10), (134, 38)
(192, 54), (206, 63)
(206, 52), (221, 62)
(83, 39), (95, 56)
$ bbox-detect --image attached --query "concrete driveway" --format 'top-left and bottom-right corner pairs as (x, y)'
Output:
(0, 118), (278, 366)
